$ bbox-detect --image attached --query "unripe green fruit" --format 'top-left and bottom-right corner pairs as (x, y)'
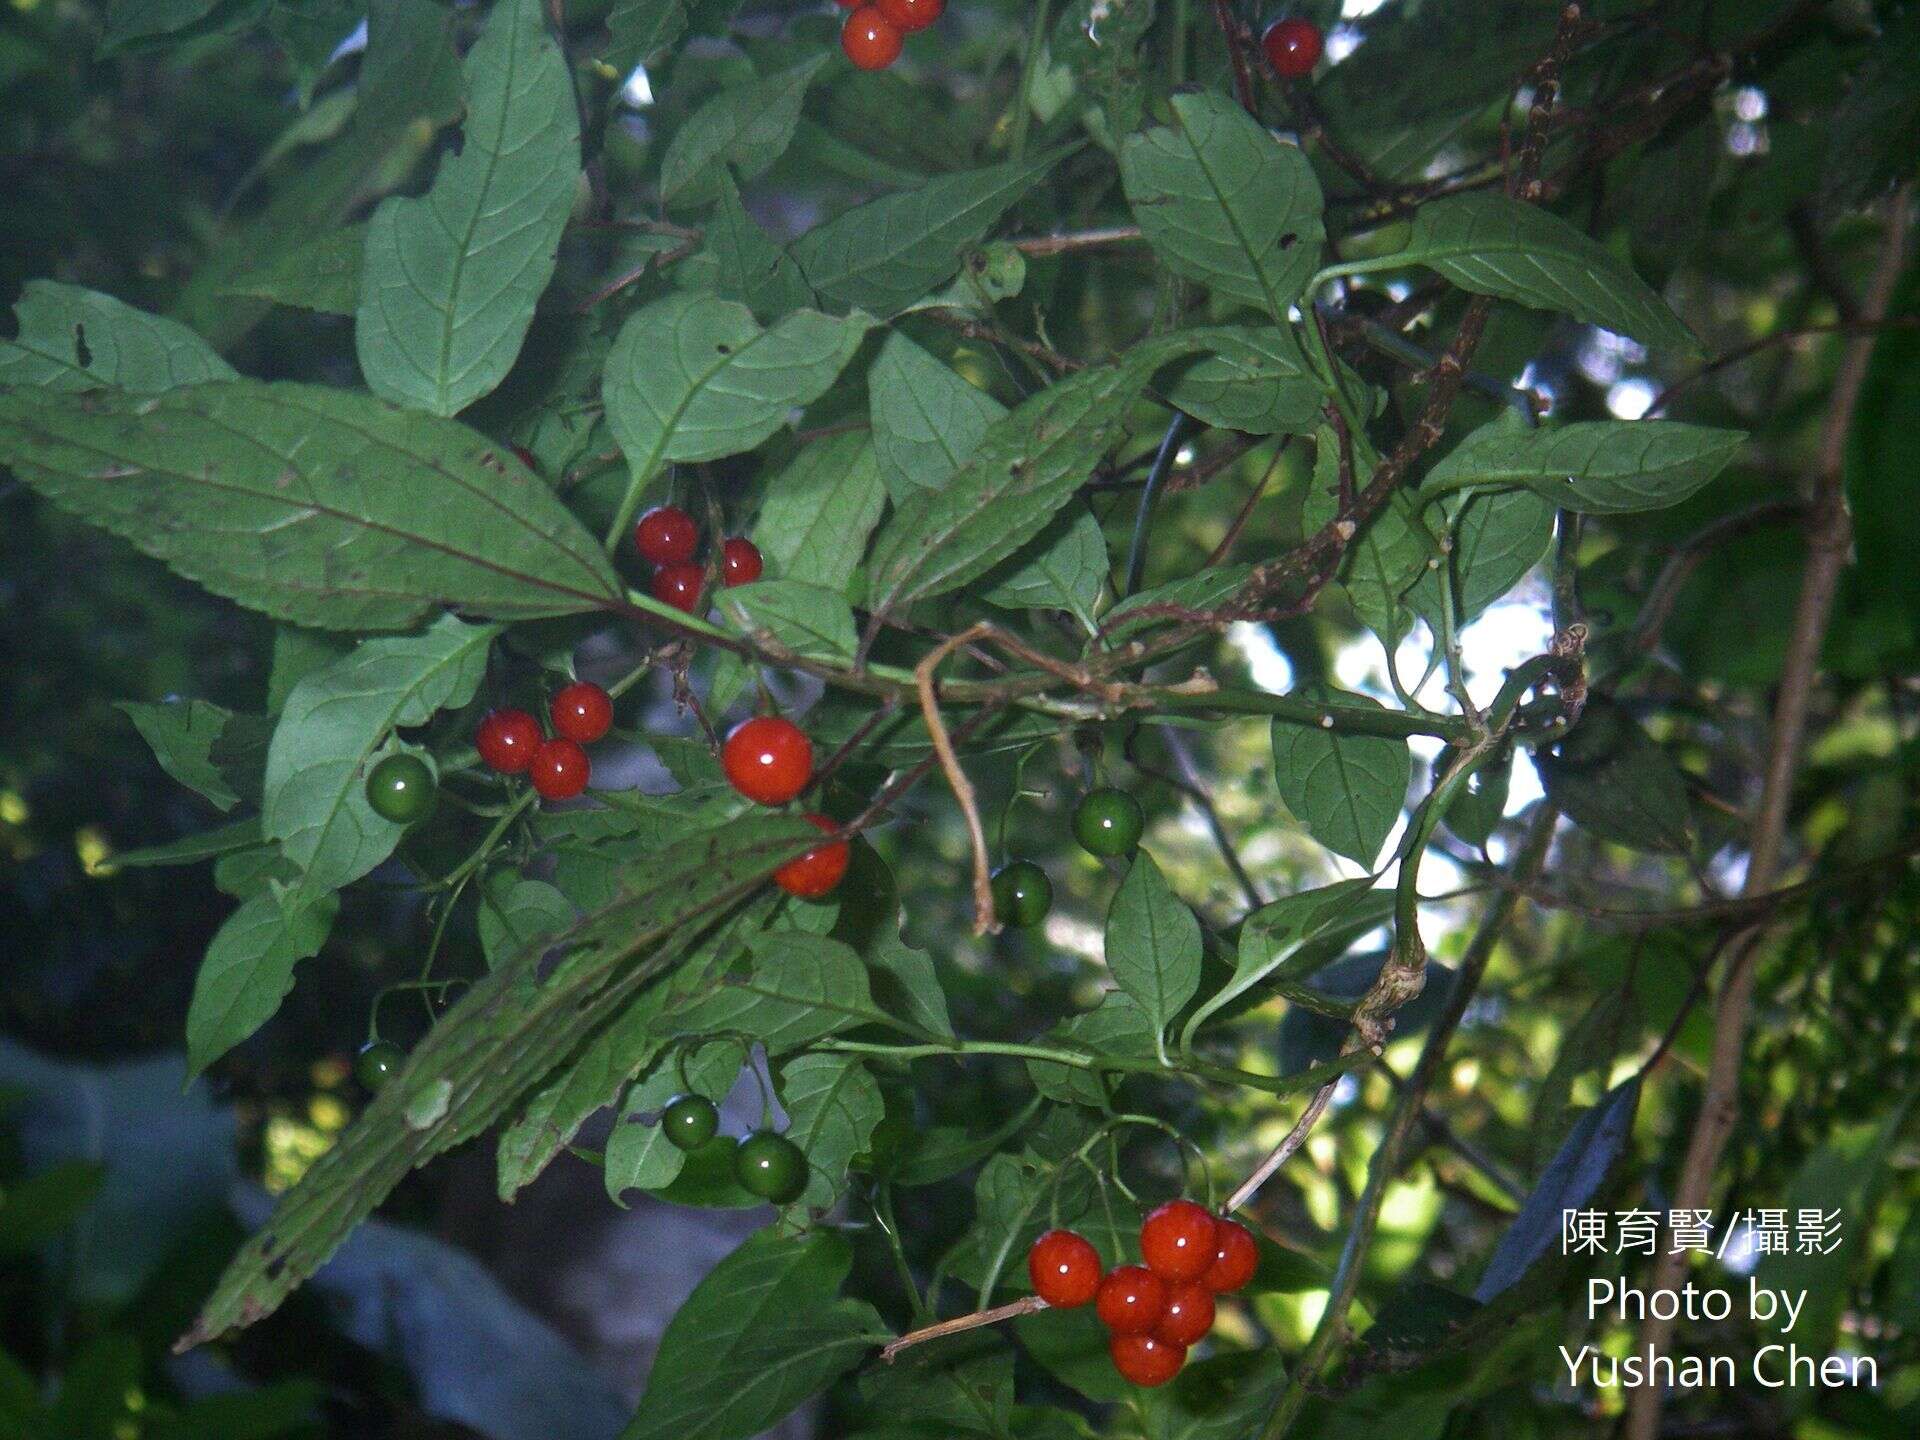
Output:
(992, 860), (1053, 928)
(662, 1093), (720, 1151)
(734, 1130), (806, 1204)
(1073, 786), (1144, 857)
(356, 1040), (404, 1091)
(366, 753), (435, 824)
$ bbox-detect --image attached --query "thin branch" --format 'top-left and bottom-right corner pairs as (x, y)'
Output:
(1211, 0), (1258, 114)
(1621, 180), (1913, 1440)
(1009, 226), (1144, 257)
(915, 623), (1002, 937)
(1226, 1080), (1338, 1214)
(879, 1295), (1048, 1363)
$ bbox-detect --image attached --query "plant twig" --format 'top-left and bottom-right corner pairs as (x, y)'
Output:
(1225, 1079), (1338, 1214)
(915, 623), (1002, 936)
(1620, 179), (1913, 1440)
(879, 1295), (1047, 1362)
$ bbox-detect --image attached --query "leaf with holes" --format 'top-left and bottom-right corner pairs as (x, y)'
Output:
(1121, 93), (1325, 321)
(0, 281), (236, 392)
(1271, 688), (1411, 866)
(355, 0), (581, 416)
(0, 381), (624, 630)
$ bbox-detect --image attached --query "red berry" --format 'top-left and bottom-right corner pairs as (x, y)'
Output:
(1141, 1200), (1218, 1284)
(509, 444), (538, 471)
(774, 814), (849, 899)
(650, 562), (706, 613)
(1110, 1332), (1185, 1388)
(1262, 17), (1323, 78)
(721, 536), (764, 587)
(529, 738), (590, 800)
(877, 0), (942, 32)
(722, 716), (814, 806)
(1202, 1218), (1259, 1294)
(1028, 1229), (1102, 1309)
(635, 505), (699, 566)
(476, 708), (541, 774)
(1095, 1265), (1166, 1336)
(551, 681), (613, 745)
(841, 7), (902, 69)
(1154, 1281), (1215, 1346)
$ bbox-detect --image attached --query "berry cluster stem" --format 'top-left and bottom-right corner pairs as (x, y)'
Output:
(879, 1295), (1048, 1363)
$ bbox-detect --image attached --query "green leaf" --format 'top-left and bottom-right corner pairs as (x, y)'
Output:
(1425, 418), (1745, 514)
(1026, 993), (1157, 1108)
(1120, 93), (1325, 321)
(186, 888), (340, 1075)
(606, 0), (687, 70)
(1270, 688), (1411, 866)
(1395, 193), (1699, 354)
(1535, 698), (1691, 853)
(1143, 1349), (1291, 1440)
(1100, 565), (1256, 645)
(790, 150), (1068, 316)
(119, 699), (247, 812)
(748, 432), (887, 594)
(355, 0), (581, 416)
(834, 843), (956, 1043)
(657, 932), (888, 1054)
(1105, 855), (1202, 1058)
(621, 1230), (885, 1440)
(114, 818), (265, 870)
(865, 340), (1185, 614)
(265, 615), (495, 898)
(717, 578), (858, 660)
(180, 816), (829, 1347)
(1408, 487), (1555, 626)
(1301, 425), (1434, 646)
(705, 172), (816, 322)
(101, 0), (221, 51)
(980, 506), (1109, 631)
(778, 1052), (883, 1209)
(476, 876), (575, 968)
(0, 381), (624, 630)
(1157, 325), (1324, 436)
(604, 293), (872, 487)
(1185, 878), (1388, 1042)
(660, 54), (827, 209)
(223, 225), (366, 316)
(867, 330), (1007, 502)
(862, 1345), (1013, 1438)
(0, 281), (236, 392)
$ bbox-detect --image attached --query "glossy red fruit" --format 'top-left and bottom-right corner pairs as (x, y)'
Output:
(1095, 1265), (1166, 1336)
(634, 505), (699, 566)
(1154, 1281), (1216, 1346)
(476, 708), (541, 774)
(650, 562), (706, 613)
(1141, 1199), (1218, 1284)
(1262, 17), (1323, 78)
(1202, 1218), (1259, 1294)
(774, 814), (849, 899)
(550, 682), (613, 745)
(1028, 1229), (1102, 1309)
(1110, 1333), (1185, 1388)
(529, 738), (590, 800)
(878, 0), (942, 31)
(723, 716), (814, 806)
(841, 6), (903, 69)
(721, 536), (764, 587)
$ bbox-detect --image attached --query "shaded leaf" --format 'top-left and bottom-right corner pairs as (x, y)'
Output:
(0, 281), (235, 392)
(223, 225), (366, 316)
(1426, 418), (1744, 514)
(705, 172), (816, 321)
(186, 888), (340, 1077)
(717, 578), (858, 660)
(1535, 699), (1691, 853)
(1120, 93), (1325, 320)
(980, 506), (1109, 631)
(748, 431), (887, 595)
(356, 0), (581, 416)
(867, 330), (1006, 502)
(606, 0), (687, 70)
(778, 1052), (884, 1209)
(119, 699), (247, 812)
(1271, 689), (1411, 865)
(660, 54), (827, 209)
(655, 932), (888, 1054)
(1157, 325), (1324, 435)
(1106, 854), (1202, 1054)
(1185, 878), (1388, 1041)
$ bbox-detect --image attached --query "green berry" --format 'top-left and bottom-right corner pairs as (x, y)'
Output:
(662, 1093), (720, 1151)
(992, 860), (1053, 928)
(356, 1040), (404, 1091)
(366, 753), (435, 824)
(734, 1130), (807, 1204)
(1073, 786), (1144, 857)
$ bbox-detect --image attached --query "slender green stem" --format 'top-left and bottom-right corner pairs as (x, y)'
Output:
(1008, 0), (1052, 160)
(438, 788), (537, 892)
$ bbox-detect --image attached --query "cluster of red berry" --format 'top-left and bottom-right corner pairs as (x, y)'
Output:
(836, 0), (943, 72)
(1027, 1200), (1258, 1387)
(720, 714), (848, 898)
(634, 504), (763, 615)
(475, 681), (614, 801)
